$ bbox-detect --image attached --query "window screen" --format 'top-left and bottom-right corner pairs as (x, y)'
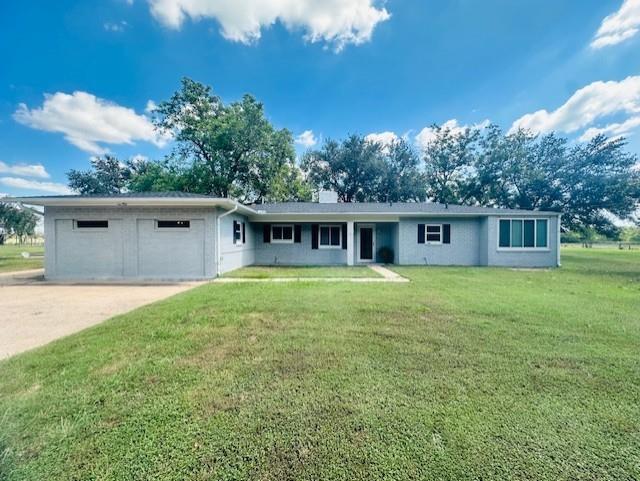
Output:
(320, 225), (341, 247)
(536, 219), (548, 247)
(499, 220), (510, 247)
(511, 220), (523, 247)
(272, 224), (293, 242)
(426, 225), (442, 243)
(523, 220), (535, 248)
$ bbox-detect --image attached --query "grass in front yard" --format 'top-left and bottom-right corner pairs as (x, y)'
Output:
(224, 265), (380, 278)
(0, 244), (44, 273)
(0, 249), (639, 480)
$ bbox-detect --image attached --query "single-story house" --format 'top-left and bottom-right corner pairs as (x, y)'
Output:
(9, 192), (561, 280)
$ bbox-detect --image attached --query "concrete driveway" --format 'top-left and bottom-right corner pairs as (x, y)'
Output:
(0, 269), (204, 359)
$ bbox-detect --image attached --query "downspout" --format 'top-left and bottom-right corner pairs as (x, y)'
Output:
(557, 214), (562, 267)
(216, 203), (238, 277)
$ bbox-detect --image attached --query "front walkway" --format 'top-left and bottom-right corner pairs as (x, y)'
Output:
(214, 265), (408, 283)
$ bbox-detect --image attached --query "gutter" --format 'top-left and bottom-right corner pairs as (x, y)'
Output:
(216, 203), (239, 277)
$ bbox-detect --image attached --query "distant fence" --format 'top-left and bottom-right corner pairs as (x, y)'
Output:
(562, 242), (640, 250)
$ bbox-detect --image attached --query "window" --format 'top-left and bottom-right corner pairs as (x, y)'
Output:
(498, 218), (548, 249)
(426, 224), (442, 243)
(233, 221), (243, 244)
(75, 220), (108, 229)
(157, 220), (190, 229)
(319, 225), (341, 248)
(271, 224), (294, 243)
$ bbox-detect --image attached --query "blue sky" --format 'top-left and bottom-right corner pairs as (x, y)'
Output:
(1, 0), (640, 196)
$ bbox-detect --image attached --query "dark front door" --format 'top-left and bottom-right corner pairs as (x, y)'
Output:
(359, 227), (374, 261)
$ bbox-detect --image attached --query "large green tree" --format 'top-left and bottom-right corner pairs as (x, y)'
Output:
(421, 123), (480, 204)
(302, 135), (425, 202)
(153, 78), (310, 202)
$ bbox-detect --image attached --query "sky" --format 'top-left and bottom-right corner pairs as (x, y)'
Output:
(1, 0), (640, 197)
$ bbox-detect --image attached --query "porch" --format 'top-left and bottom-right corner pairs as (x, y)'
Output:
(253, 221), (399, 266)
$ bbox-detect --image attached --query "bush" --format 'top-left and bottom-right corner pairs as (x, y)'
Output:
(377, 246), (394, 264)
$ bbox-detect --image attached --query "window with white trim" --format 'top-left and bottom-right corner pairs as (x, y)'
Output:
(271, 224), (294, 243)
(233, 221), (243, 244)
(498, 218), (548, 249)
(425, 224), (442, 243)
(319, 225), (341, 248)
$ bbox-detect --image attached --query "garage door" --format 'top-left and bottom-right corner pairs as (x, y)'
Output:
(55, 218), (124, 278)
(136, 219), (205, 278)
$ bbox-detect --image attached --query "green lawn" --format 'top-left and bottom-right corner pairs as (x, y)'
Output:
(224, 265), (380, 278)
(0, 244), (44, 273)
(1, 249), (639, 480)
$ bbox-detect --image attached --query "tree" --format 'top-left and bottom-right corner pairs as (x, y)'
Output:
(153, 78), (308, 202)
(561, 135), (640, 232)
(376, 138), (426, 202)
(421, 123), (480, 204)
(302, 135), (385, 202)
(0, 203), (38, 244)
(67, 155), (130, 194)
(473, 126), (566, 210)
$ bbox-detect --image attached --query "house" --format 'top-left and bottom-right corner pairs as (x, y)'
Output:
(8, 192), (561, 280)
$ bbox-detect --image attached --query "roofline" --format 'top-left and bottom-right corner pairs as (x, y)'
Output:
(3, 196), (560, 218)
(249, 211), (560, 221)
(3, 196), (257, 215)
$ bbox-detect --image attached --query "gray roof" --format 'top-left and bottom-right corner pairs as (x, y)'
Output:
(251, 202), (559, 216)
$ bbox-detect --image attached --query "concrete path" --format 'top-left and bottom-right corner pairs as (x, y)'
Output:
(0, 269), (203, 359)
(214, 265), (409, 284)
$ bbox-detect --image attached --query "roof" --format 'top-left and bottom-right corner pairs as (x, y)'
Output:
(5, 193), (559, 218)
(251, 202), (559, 216)
(5, 192), (255, 215)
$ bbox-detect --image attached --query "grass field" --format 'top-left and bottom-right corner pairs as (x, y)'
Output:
(0, 248), (638, 480)
(224, 265), (380, 278)
(0, 244), (44, 273)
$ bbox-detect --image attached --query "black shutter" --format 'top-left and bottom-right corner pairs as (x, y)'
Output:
(233, 220), (238, 242)
(263, 224), (271, 243)
(242, 222), (246, 244)
(311, 224), (319, 250)
(443, 224), (451, 244)
(342, 224), (347, 250)
(294, 224), (302, 243)
(418, 224), (425, 244)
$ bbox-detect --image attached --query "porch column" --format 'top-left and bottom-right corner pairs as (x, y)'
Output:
(347, 221), (354, 266)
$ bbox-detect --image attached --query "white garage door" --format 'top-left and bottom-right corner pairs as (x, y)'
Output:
(55, 218), (124, 278)
(136, 219), (205, 278)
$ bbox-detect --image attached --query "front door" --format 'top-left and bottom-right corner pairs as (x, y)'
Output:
(358, 225), (375, 262)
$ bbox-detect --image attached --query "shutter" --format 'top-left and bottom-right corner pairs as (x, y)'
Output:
(311, 224), (319, 250)
(263, 224), (271, 243)
(443, 224), (451, 244)
(294, 224), (302, 243)
(417, 224), (425, 244)
(233, 220), (238, 243)
(342, 224), (347, 250)
(242, 222), (246, 244)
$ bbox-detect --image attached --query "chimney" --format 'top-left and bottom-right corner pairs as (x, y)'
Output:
(318, 190), (338, 203)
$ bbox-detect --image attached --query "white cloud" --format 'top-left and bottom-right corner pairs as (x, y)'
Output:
(129, 154), (150, 164)
(145, 100), (158, 113)
(0, 161), (49, 179)
(509, 76), (640, 136)
(104, 20), (129, 32)
(0, 177), (73, 195)
(147, 0), (391, 51)
(591, 0), (640, 49)
(579, 116), (640, 141)
(415, 119), (489, 150)
(14, 91), (169, 155)
(0, 193), (8, 198)
(295, 130), (318, 148)
(365, 131), (398, 147)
